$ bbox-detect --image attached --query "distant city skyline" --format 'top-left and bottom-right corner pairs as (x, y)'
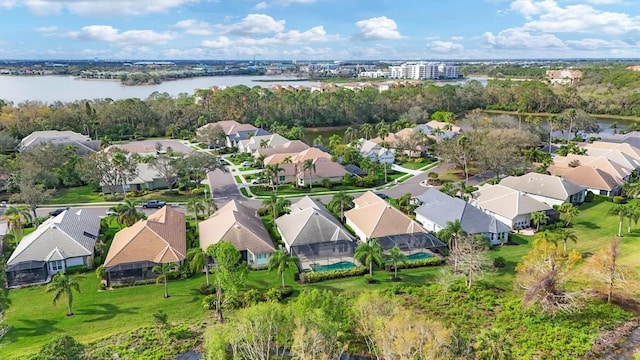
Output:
(1, 0), (639, 60)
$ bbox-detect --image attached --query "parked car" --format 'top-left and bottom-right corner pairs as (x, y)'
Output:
(105, 209), (118, 216)
(240, 161), (254, 167)
(142, 200), (166, 209)
(48, 207), (69, 217)
(374, 192), (390, 200)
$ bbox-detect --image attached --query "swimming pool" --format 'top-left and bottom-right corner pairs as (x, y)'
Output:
(406, 252), (434, 261)
(310, 261), (356, 272)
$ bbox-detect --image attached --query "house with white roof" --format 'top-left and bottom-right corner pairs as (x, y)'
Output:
(470, 185), (553, 229)
(355, 138), (395, 164)
(414, 189), (510, 245)
(237, 133), (289, 153)
(6, 209), (101, 287)
(19, 130), (100, 155)
(499, 173), (587, 206)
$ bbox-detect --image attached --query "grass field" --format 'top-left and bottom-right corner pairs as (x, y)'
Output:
(4, 197), (640, 358)
(48, 185), (105, 204)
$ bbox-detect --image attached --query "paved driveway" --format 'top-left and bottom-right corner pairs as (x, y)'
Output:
(207, 169), (261, 209)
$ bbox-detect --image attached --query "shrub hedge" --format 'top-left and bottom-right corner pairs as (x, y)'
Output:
(394, 257), (443, 270)
(299, 266), (367, 283)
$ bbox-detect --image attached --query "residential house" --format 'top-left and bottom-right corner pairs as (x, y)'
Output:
(415, 121), (461, 140)
(546, 69), (583, 85)
(6, 209), (101, 287)
(470, 185), (553, 229)
(552, 154), (633, 182)
(275, 196), (356, 271)
(345, 191), (446, 254)
(237, 133), (289, 153)
(547, 165), (623, 196)
(103, 207), (186, 286)
(19, 130), (100, 155)
(197, 120), (264, 148)
(581, 148), (640, 172)
(581, 141), (640, 162)
(414, 189), (510, 245)
(100, 162), (170, 194)
(199, 200), (275, 269)
(499, 173), (587, 206)
(356, 139), (395, 164)
(296, 158), (347, 187)
(254, 140), (310, 158)
(263, 147), (332, 167)
(591, 131), (640, 149)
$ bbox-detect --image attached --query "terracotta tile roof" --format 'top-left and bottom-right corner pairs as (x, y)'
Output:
(346, 191), (427, 238)
(547, 165), (621, 191)
(104, 207), (186, 268)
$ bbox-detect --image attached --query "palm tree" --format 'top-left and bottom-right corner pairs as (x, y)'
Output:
(555, 228), (578, 253)
(1, 205), (32, 247)
(438, 220), (466, 272)
(267, 250), (296, 289)
(386, 246), (406, 280)
(533, 229), (557, 246)
(530, 211), (549, 232)
(558, 203), (580, 227)
(344, 127), (356, 142)
(625, 203), (640, 234)
(263, 164), (284, 192)
(609, 204), (627, 237)
(623, 181), (640, 199)
(354, 238), (384, 277)
(397, 193), (413, 214)
(360, 123), (374, 139)
(261, 192), (290, 219)
(259, 139), (270, 149)
(114, 199), (143, 228)
(303, 159), (316, 190)
(186, 198), (206, 228)
(152, 262), (175, 298)
(188, 247), (209, 285)
(328, 191), (355, 221)
(46, 272), (80, 316)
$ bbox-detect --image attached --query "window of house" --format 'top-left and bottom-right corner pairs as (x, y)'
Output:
(257, 253), (268, 260)
(279, 176), (285, 182)
(50, 260), (64, 271)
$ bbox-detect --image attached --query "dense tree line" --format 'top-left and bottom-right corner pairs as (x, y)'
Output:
(0, 67), (638, 142)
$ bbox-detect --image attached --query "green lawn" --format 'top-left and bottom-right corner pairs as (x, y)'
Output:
(4, 264), (442, 358)
(399, 160), (434, 170)
(48, 186), (105, 204)
(233, 175), (242, 183)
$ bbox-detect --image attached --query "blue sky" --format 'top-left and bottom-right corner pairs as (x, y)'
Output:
(0, 0), (639, 60)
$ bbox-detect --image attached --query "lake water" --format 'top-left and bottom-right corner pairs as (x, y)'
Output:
(0, 75), (320, 104)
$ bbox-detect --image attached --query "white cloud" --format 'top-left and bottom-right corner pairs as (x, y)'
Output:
(510, 0), (640, 35)
(65, 25), (178, 46)
(428, 41), (464, 53)
(565, 38), (632, 50)
(0, 0), (17, 8)
(34, 26), (58, 32)
(254, 1), (268, 9)
(201, 36), (233, 48)
(202, 25), (338, 48)
(484, 28), (566, 48)
(171, 19), (214, 36)
(450, 36), (464, 41)
(223, 14), (286, 35)
(585, 0), (623, 4)
(354, 16), (402, 40)
(19, 0), (199, 17)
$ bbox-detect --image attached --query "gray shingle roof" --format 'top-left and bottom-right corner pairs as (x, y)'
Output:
(414, 189), (510, 235)
(7, 209), (101, 265)
(276, 196), (354, 247)
(499, 173), (585, 202)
